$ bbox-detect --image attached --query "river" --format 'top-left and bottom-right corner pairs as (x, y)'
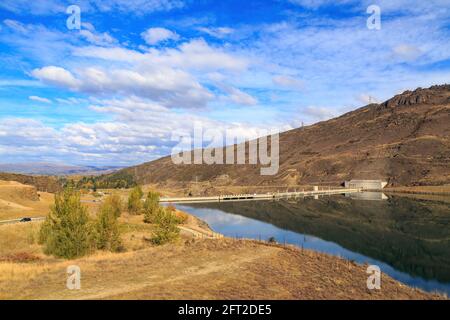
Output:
(175, 192), (450, 295)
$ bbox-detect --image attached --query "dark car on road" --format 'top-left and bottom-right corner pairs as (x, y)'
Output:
(20, 217), (32, 223)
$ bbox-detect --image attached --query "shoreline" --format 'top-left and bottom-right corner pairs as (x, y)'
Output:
(175, 209), (447, 300)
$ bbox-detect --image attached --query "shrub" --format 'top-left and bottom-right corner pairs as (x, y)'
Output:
(128, 186), (143, 215)
(39, 187), (94, 259)
(104, 194), (123, 218)
(166, 204), (188, 224)
(143, 191), (160, 224)
(95, 196), (123, 252)
(150, 207), (180, 245)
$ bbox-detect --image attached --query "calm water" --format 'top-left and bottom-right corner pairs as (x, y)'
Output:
(176, 193), (450, 295)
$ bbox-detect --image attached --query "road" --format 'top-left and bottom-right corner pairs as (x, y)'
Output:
(0, 217), (46, 226)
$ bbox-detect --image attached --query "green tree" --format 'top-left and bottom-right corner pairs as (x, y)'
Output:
(95, 196), (123, 252)
(127, 186), (143, 215)
(39, 187), (94, 259)
(150, 207), (180, 245)
(143, 191), (160, 224)
(104, 194), (123, 218)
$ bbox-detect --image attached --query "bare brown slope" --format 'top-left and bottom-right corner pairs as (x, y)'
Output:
(0, 173), (62, 193)
(109, 85), (450, 187)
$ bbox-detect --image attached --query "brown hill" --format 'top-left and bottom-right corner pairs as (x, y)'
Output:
(105, 85), (450, 188)
(0, 173), (62, 193)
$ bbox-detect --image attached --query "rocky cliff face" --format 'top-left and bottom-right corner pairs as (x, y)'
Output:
(105, 85), (450, 187)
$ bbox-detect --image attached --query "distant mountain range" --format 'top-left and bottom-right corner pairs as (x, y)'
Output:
(102, 84), (450, 187)
(0, 162), (122, 176)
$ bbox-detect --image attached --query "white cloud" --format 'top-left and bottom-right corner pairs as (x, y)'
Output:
(0, 80), (43, 87)
(74, 39), (248, 71)
(33, 39), (249, 108)
(356, 93), (379, 105)
(0, 0), (184, 15)
(88, 0), (185, 14)
(303, 106), (336, 121)
(0, 97), (280, 164)
(288, 0), (354, 9)
(28, 95), (52, 104)
(272, 75), (304, 91)
(55, 97), (88, 105)
(0, 1), (66, 15)
(32, 66), (80, 89)
(79, 29), (117, 46)
(141, 27), (179, 45)
(81, 22), (95, 32)
(219, 86), (258, 106)
(2, 0), (450, 166)
(392, 44), (422, 61)
(32, 65), (213, 108)
(197, 27), (234, 38)
(3, 19), (28, 33)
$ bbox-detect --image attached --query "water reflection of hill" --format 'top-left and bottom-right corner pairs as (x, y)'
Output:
(190, 195), (450, 283)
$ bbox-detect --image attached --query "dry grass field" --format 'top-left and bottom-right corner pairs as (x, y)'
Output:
(0, 180), (54, 220)
(0, 182), (447, 300)
(0, 208), (445, 300)
(0, 233), (443, 300)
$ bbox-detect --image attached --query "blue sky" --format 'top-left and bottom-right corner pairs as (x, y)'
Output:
(0, 0), (449, 165)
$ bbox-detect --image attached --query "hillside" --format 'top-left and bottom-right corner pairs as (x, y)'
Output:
(0, 180), (53, 220)
(103, 85), (450, 188)
(0, 173), (62, 193)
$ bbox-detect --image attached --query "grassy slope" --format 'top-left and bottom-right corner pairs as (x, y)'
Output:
(0, 214), (444, 300)
(0, 234), (442, 300)
(0, 180), (54, 220)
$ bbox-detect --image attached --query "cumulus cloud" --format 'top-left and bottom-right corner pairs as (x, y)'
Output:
(32, 65), (214, 108)
(141, 27), (179, 45)
(32, 39), (250, 108)
(32, 66), (80, 89)
(29, 95), (52, 104)
(0, 97), (281, 164)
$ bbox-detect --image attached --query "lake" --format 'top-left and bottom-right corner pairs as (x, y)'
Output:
(175, 193), (450, 295)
